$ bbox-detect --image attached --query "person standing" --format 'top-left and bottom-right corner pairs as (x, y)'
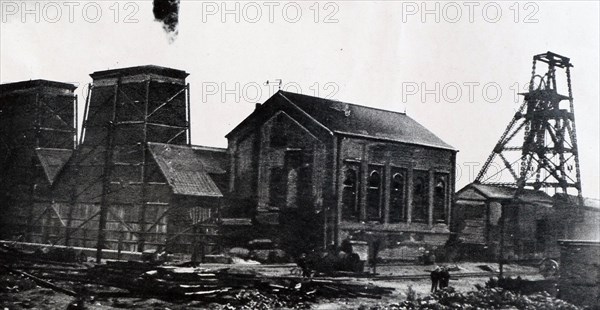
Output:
(369, 239), (381, 274)
(439, 266), (450, 289)
(297, 253), (311, 278)
(430, 266), (441, 292)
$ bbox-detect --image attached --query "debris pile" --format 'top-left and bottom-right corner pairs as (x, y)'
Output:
(1, 244), (395, 307)
(0, 272), (37, 293)
(486, 276), (558, 296)
(88, 262), (394, 300)
(380, 287), (581, 310)
(220, 289), (313, 310)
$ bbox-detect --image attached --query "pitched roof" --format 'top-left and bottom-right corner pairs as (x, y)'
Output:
(554, 193), (600, 210)
(462, 183), (554, 206)
(35, 148), (73, 185)
(147, 143), (225, 197)
(190, 145), (228, 174)
(269, 91), (454, 150)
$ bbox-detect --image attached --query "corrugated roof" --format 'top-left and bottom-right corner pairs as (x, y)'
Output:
(278, 91), (455, 150)
(147, 143), (224, 197)
(35, 148), (73, 185)
(468, 183), (554, 205)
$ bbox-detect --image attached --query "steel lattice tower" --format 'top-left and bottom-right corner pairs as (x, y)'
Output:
(475, 52), (583, 204)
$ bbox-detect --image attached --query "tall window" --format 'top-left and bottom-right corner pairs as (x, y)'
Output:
(342, 165), (359, 221)
(297, 162), (312, 206)
(286, 169), (298, 208)
(284, 149), (312, 208)
(367, 167), (383, 222)
(433, 174), (448, 222)
(389, 170), (406, 223)
(412, 171), (429, 222)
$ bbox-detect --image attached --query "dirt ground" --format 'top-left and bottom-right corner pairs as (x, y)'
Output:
(0, 262), (543, 310)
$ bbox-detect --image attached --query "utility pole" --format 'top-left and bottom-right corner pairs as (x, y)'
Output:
(499, 203), (505, 278)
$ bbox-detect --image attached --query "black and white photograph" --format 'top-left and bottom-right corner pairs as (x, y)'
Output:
(0, 1), (599, 309)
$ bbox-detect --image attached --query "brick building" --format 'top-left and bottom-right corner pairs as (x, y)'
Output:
(225, 91), (457, 260)
(2, 72), (459, 262)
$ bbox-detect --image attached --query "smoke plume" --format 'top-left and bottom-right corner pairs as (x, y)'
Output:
(153, 0), (180, 43)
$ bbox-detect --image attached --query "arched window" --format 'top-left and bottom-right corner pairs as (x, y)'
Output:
(368, 171), (381, 188)
(390, 171), (406, 223)
(412, 171), (428, 222)
(433, 175), (447, 222)
(367, 167), (383, 221)
(392, 173), (404, 190)
(342, 166), (359, 221)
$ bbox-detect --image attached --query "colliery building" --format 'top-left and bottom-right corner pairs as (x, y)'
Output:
(0, 80), (78, 241)
(1, 67), (228, 258)
(2, 64), (598, 265)
(225, 91), (457, 260)
(0, 65), (457, 261)
(454, 183), (600, 261)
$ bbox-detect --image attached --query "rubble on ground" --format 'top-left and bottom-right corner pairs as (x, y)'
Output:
(377, 287), (581, 310)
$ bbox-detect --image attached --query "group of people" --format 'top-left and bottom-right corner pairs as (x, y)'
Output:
(430, 266), (451, 292)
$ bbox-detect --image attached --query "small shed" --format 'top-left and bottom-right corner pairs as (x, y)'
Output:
(453, 183), (554, 260)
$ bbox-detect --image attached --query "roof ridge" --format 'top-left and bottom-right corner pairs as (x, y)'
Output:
(279, 90), (408, 116)
(277, 90), (455, 151)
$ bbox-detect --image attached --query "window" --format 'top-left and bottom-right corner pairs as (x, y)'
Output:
(412, 171), (429, 222)
(297, 163), (313, 206)
(284, 149), (302, 208)
(433, 174), (448, 222)
(286, 169), (298, 208)
(367, 167), (383, 221)
(389, 169), (406, 223)
(342, 165), (359, 220)
(369, 171), (381, 187)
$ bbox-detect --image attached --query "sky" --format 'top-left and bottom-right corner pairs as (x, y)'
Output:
(1, 0), (599, 198)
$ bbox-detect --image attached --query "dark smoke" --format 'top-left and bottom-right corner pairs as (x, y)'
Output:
(153, 0), (180, 43)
